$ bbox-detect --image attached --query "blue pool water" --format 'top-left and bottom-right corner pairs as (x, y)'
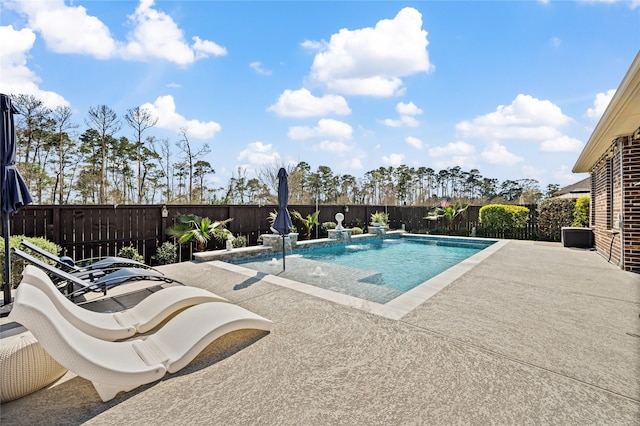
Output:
(231, 235), (496, 304)
(300, 237), (492, 292)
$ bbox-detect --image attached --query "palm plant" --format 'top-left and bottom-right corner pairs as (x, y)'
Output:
(166, 214), (233, 251)
(425, 200), (469, 233)
(370, 211), (389, 226)
(291, 210), (319, 240)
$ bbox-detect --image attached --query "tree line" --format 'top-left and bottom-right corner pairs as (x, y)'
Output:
(10, 93), (559, 207)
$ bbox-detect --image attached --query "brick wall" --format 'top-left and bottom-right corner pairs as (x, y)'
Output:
(590, 135), (640, 273)
(622, 136), (640, 272)
(591, 149), (620, 265)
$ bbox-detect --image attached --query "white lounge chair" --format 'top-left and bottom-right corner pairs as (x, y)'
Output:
(12, 247), (180, 298)
(21, 239), (157, 273)
(20, 265), (229, 341)
(9, 284), (272, 402)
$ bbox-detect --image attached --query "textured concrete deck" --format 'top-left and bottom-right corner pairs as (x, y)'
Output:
(1, 240), (638, 425)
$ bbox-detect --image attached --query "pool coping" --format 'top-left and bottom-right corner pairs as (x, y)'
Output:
(209, 236), (509, 320)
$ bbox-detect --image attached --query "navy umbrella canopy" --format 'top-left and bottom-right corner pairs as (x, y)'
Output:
(272, 168), (292, 270)
(1, 93), (33, 305)
(273, 168), (293, 235)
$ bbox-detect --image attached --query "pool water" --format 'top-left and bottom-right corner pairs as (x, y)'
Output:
(231, 235), (495, 304)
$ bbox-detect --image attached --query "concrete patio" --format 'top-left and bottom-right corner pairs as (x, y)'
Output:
(1, 239), (638, 425)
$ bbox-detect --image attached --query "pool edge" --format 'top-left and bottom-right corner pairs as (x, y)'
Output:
(210, 238), (509, 320)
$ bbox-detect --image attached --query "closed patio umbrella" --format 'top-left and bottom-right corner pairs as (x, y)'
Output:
(272, 168), (292, 270)
(1, 93), (32, 305)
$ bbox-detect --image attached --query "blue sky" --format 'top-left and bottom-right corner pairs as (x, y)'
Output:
(1, 0), (639, 192)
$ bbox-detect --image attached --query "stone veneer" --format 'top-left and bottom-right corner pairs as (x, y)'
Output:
(193, 230), (404, 263)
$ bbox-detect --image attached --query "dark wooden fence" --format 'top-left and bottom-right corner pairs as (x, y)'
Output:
(3, 204), (538, 264)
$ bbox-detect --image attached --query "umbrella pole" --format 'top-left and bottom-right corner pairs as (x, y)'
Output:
(282, 235), (286, 271)
(3, 213), (11, 305)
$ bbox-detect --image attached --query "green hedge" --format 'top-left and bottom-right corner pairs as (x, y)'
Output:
(0, 236), (61, 288)
(537, 198), (576, 242)
(572, 196), (590, 227)
(479, 204), (530, 236)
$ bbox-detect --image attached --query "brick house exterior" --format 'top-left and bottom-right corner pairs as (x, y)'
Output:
(573, 51), (640, 273)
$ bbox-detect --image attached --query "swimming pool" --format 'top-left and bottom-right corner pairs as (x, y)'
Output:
(230, 234), (498, 306)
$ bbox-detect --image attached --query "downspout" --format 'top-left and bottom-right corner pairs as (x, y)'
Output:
(619, 137), (624, 268)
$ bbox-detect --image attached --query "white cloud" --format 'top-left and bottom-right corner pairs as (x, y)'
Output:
(586, 89), (615, 120)
(268, 88), (351, 117)
(121, 0), (223, 65)
(0, 25), (68, 108)
(406, 136), (423, 149)
(579, 0), (640, 9)
(428, 141), (476, 157)
(141, 95), (221, 139)
(313, 140), (353, 154)
(551, 36), (561, 48)
(480, 141), (524, 166)
(347, 157), (364, 170)
(8, 0), (118, 59)
(192, 36), (227, 58)
(456, 94), (572, 141)
(306, 7), (433, 96)
(382, 153), (405, 166)
(521, 165), (545, 182)
(249, 61), (272, 75)
(428, 141), (477, 169)
(553, 165), (588, 185)
(7, 0), (226, 65)
(396, 101), (423, 115)
(381, 101), (423, 127)
(540, 135), (584, 152)
(288, 119), (353, 140)
(380, 115), (419, 127)
(237, 141), (281, 165)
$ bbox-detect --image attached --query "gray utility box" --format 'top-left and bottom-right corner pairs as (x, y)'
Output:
(561, 227), (594, 248)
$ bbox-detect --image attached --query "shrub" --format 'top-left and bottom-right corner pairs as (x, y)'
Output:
(572, 196), (590, 227)
(537, 198), (576, 241)
(351, 226), (363, 235)
(321, 222), (337, 232)
(232, 235), (247, 248)
(117, 245), (145, 263)
(479, 204), (530, 237)
(152, 242), (177, 265)
(0, 236), (61, 288)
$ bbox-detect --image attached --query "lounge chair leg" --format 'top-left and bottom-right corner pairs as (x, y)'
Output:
(93, 382), (126, 402)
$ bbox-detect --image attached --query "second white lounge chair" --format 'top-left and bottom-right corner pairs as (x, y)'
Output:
(9, 284), (273, 402)
(21, 265), (229, 341)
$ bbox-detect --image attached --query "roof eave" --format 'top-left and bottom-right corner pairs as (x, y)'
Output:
(573, 51), (640, 173)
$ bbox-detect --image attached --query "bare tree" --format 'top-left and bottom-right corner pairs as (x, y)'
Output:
(124, 106), (158, 203)
(153, 138), (173, 203)
(176, 127), (210, 203)
(86, 105), (121, 204)
(51, 105), (78, 204)
(12, 94), (52, 186)
(258, 161), (296, 201)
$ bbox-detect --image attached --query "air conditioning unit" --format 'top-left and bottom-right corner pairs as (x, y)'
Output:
(561, 227), (594, 249)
